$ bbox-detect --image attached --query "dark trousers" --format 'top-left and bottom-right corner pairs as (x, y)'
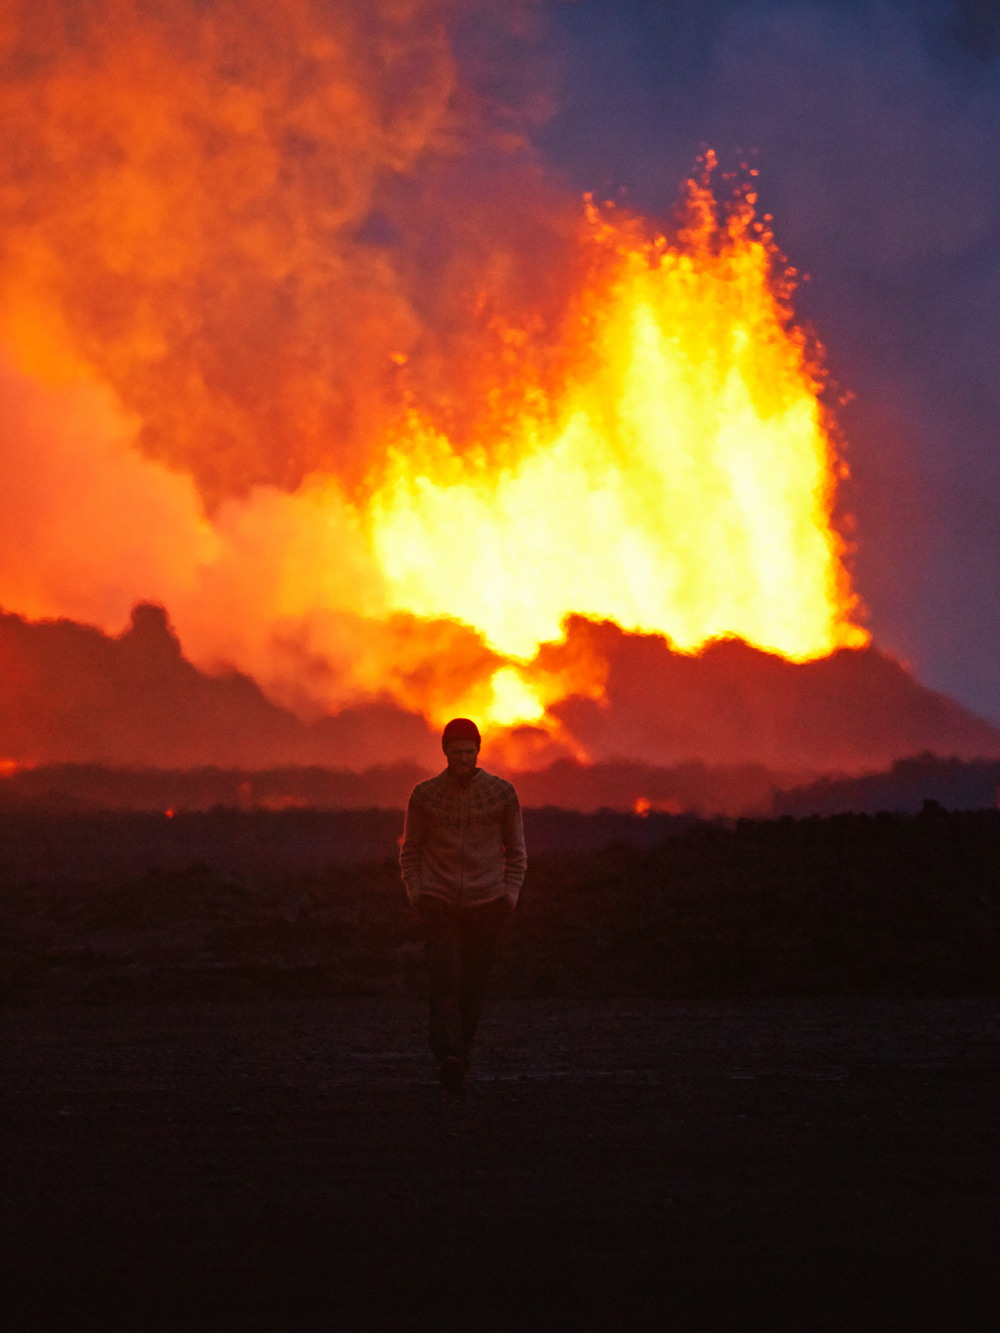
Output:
(417, 897), (511, 1064)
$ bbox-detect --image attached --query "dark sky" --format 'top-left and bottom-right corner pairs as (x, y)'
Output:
(519, 0), (1000, 723)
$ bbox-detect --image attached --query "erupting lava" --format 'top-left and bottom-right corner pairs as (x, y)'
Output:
(199, 169), (867, 735)
(367, 176), (865, 726)
(0, 2), (867, 752)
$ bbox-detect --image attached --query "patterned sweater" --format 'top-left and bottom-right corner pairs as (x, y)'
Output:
(400, 768), (527, 908)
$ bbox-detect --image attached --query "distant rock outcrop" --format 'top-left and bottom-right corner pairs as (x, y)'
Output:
(2, 603), (1000, 779)
(539, 617), (1000, 772)
(0, 603), (438, 770)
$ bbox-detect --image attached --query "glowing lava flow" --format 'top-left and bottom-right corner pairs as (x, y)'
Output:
(365, 172), (866, 726)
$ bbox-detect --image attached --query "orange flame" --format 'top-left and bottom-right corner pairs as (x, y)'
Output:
(0, 171), (866, 740)
(0, 4), (866, 751)
(364, 174), (865, 727)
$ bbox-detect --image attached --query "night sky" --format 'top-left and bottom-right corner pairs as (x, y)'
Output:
(519, 0), (1000, 722)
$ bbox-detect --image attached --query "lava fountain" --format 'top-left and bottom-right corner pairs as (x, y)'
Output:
(366, 170), (866, 727)
(0, 2), (866, 752)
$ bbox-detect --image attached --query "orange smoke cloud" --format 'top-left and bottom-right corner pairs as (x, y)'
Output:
(0, 0), (570, 496)
(0, 355), (211, 628)
(0, 1), (867, 754)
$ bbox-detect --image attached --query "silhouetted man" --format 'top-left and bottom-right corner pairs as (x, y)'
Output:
(401, 717), (527, 1093)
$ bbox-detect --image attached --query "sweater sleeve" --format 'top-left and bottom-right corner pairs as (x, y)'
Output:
(399, 790), (426, 905)
(501, 792), (528, 905)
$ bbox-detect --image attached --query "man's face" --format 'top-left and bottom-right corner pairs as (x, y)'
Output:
(445, 739), (480, 778)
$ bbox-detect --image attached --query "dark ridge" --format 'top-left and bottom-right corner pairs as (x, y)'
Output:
(4, 605), (1000, 779)
(776, 752), (1000, 817)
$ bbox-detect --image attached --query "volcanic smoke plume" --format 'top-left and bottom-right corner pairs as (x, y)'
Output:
(0, 0), (980, 781)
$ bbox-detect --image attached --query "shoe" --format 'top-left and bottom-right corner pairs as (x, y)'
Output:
(439, 1056), (466, 1095)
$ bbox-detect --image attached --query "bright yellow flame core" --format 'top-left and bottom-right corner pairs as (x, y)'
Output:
(368, 184), (865, 686)
(487, 666), (546, 727)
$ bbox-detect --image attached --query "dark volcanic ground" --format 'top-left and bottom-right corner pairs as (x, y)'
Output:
(4, 997), (1000, 1331)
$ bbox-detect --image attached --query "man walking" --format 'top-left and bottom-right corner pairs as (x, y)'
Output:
(400, 717), (527, 1094)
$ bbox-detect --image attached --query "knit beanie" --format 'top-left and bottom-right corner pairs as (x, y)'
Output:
(442, 717), (481, 750)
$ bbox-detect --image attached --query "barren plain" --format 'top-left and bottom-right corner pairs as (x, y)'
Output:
(4, 996), (1000, 1331)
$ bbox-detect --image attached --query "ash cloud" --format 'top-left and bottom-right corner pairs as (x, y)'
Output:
(532, 0), (1000, 722)
(0, 0), (576, 502)
(0, 0), (584, 725)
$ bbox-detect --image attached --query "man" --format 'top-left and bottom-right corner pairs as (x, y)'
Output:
(400, 717), (527, 1094)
